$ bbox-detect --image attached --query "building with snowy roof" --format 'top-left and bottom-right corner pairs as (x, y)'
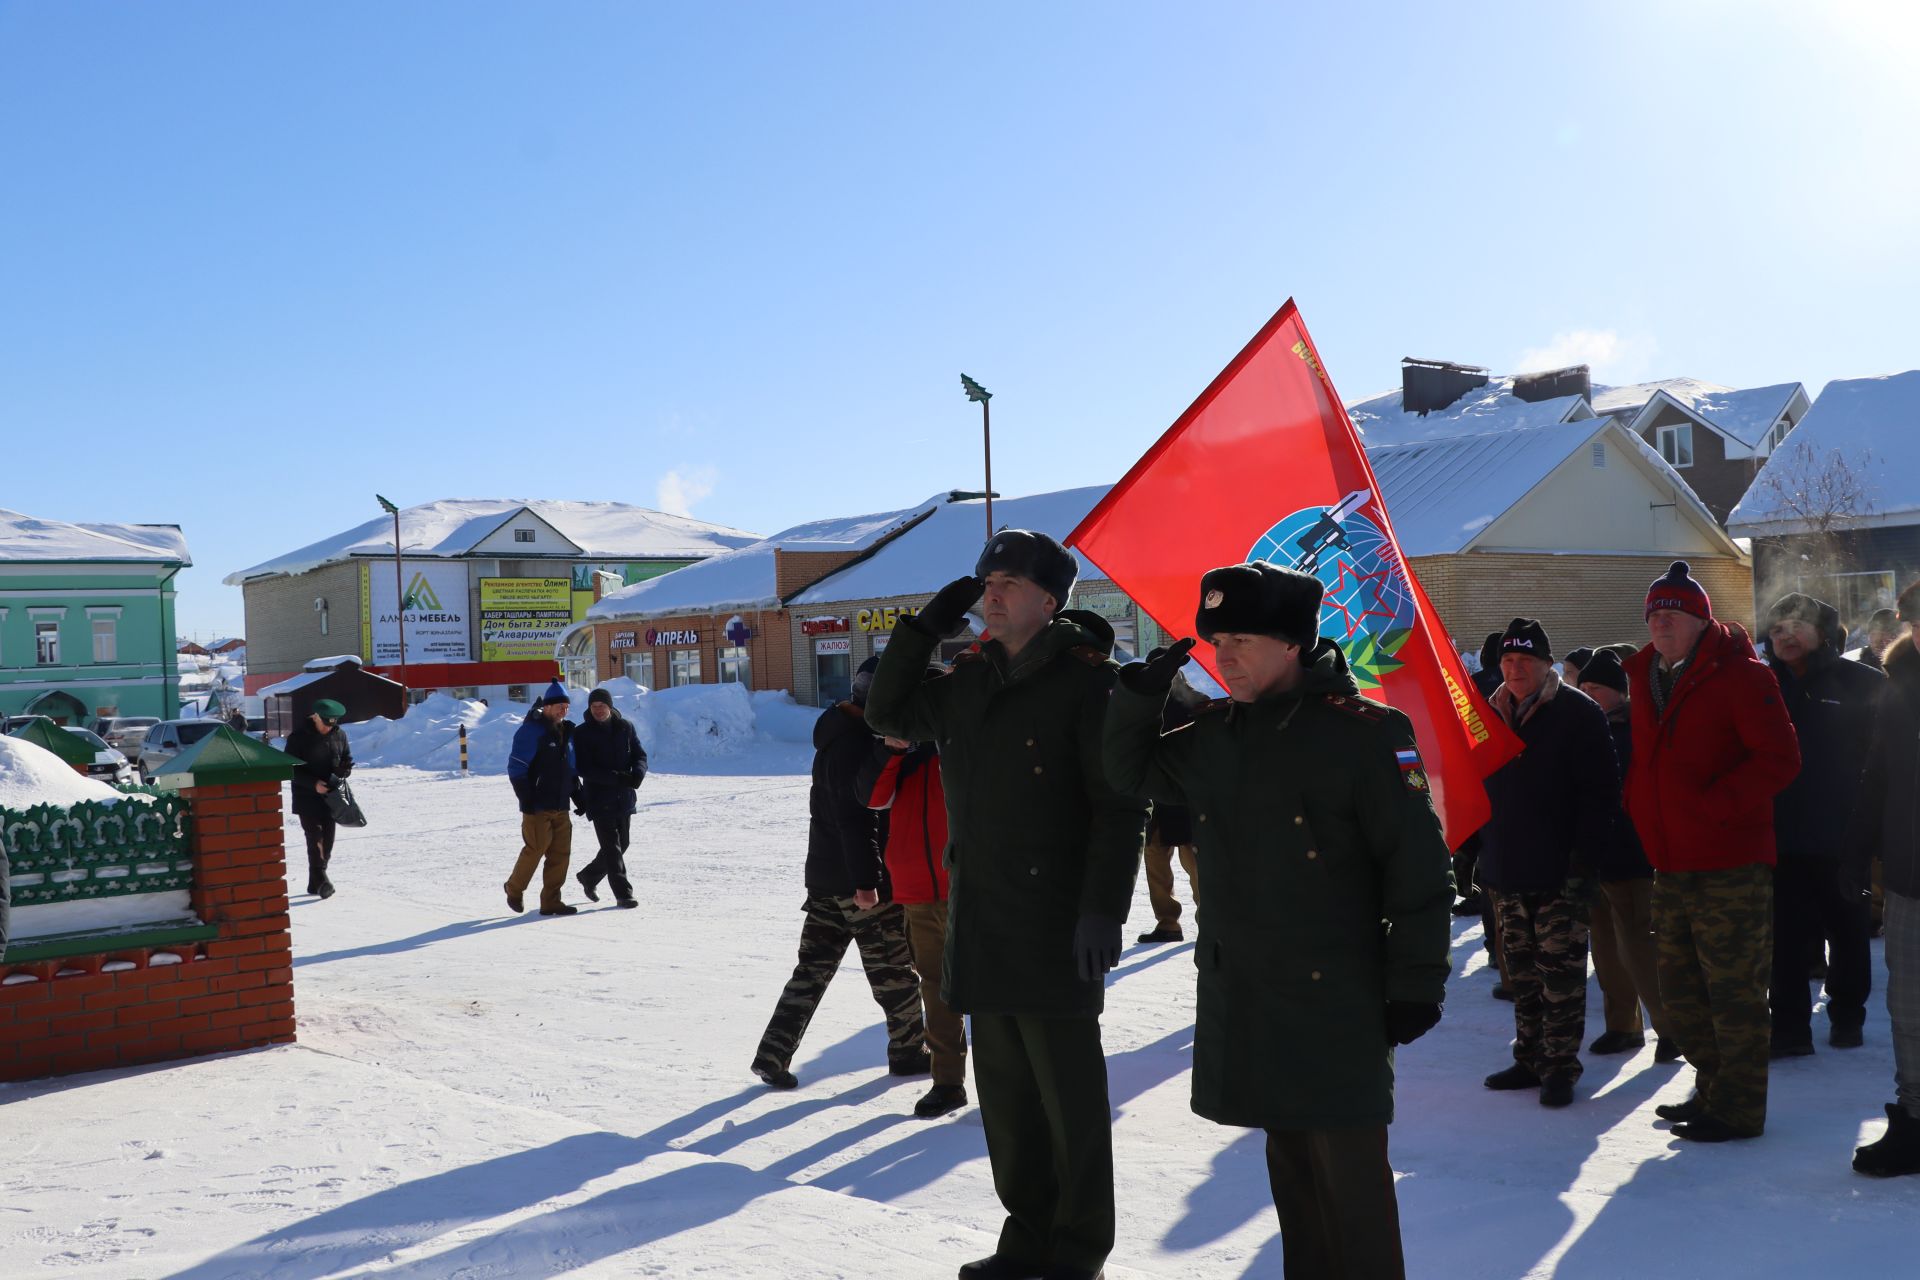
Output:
(1728, 370), (1920, 628)
(0, 508), (192, 724)
(1352, 360), (1811, 526)
(227, 499), (760, 704)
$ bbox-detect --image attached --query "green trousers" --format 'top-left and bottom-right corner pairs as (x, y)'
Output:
(1653, 864), (1773, 1134)
(970, 1012), (1115, 1272)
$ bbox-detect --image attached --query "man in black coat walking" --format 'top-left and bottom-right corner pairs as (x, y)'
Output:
(1478, 619), (1621, 1106)
(1764, 593), (1887, 1054)
(573, 688), (648, 909)
(750, 656), (927, 1090)
(285, 697), (353, 899)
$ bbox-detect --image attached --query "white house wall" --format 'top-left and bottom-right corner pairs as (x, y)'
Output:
(1472, 436), (1727, 556)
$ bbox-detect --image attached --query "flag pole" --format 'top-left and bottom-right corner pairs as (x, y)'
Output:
(961, 374), (994, 538)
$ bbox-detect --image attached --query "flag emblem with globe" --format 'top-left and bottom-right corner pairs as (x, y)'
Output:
(1246, 487), (1416, 689)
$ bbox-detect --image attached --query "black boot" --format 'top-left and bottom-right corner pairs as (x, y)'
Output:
(1655, 1093), (1705, 1123)
(1854, 1104), (1920, 1176)
(914, 1083), (969, 1118)
(576, 871), (600, 903)
(957, 1256), (1045, 1280)
(1484, 1063), (1540, 1091)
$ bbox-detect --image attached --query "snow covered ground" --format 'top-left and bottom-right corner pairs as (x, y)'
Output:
(5, 746), (1918, 1278)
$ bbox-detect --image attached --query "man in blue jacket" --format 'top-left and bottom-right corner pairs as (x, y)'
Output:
(505, 681), (581, 917)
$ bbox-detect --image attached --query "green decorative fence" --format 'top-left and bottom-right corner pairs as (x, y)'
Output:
(2, 792), (193, 907)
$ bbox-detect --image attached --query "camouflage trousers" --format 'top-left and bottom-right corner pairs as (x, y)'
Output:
(752, 895), (925, 1074)
(1652, 864), (1773, 1135)
(1494, 882), (1592, 1084)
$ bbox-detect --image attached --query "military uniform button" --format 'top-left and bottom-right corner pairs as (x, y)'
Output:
(1311, 970), (1323, 981)
(1026, 738), (1035, 747)
(1306, 849), (1318, 860)
(1033, 765), (1043, 775)
(1029, 867), (1039, 876)
(1293, 815), (1305, 826)
(1199, 813), (1207, 823)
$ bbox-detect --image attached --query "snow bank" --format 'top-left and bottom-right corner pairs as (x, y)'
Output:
(0, 737), (153, 810)
(348, 681), (822, 774)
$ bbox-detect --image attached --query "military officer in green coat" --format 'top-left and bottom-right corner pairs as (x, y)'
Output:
(1103, 562), (1454, 1280)
(866, 529), (1148, 1280)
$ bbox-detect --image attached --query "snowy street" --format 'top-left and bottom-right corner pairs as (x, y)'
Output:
(5, 758), (1918, 1279)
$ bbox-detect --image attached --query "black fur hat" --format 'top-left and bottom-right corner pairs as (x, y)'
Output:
(1577, 648), (1628, 694)
(974, 529), (1077, 613)
(1499, 617), (1553, 664)
(1195, 562), (1323, 646)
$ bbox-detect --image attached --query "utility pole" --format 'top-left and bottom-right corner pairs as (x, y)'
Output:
(376, 494), (406, 674)
(961, 374), (994, 538)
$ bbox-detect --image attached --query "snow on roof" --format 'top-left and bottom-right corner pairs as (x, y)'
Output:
(1367, 418), (1728, 557)
(790, 485), (1113, 605)
(223, 499), (762, 584)
(1728, 370), (1920, 535)
(1347, 376), (1591, 448)
(256, 670), (331, 697)
(0, 509), (191, 565)
(1595, 378), (1805, 448)
(586, 497), (944, 619)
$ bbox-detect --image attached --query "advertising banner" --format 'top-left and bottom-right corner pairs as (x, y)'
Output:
(366, 560), (471, 665)
(479, 578), (573, 663)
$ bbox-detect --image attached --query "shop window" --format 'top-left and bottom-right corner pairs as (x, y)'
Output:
(624, 651), (655, 688)
(562, 656), (596, 690)
(816, 651), (850, 705)
(92, 619), (118, 663)
(718, 645), (751, 685)
(670, 648), (701, 687)
(1657, 423), (1693, 468)
(508, 684), (530, 703)
(35, 621), (60, 665)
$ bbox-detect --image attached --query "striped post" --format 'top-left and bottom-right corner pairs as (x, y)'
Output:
(459, 723), (468, 773)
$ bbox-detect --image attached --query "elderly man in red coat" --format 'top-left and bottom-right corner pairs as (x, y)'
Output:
(1623, 562), (1801, 1142)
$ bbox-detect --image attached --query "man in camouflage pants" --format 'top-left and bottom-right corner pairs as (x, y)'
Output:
(1623, 563), (1801, 1141)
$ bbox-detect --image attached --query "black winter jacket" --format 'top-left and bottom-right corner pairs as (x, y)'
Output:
(285, 723), (353, 818)
(1769, 644), (1886, 866)
(806, 703), (889, 899)
(574, 712), (647, 818)
(1596, 709), (1653, 881)
(1854, 643), (1920, 899)
(1478, 672), (1621, 893)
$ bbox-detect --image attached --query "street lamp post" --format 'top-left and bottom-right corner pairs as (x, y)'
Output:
(376, 494), (406, 675)
(961, 374), (994, 538)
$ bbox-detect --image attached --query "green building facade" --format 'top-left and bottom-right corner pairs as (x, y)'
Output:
(0, 512), (191, 724)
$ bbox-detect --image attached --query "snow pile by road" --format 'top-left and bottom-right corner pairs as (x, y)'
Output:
(346, 680), (822, 774)
(0, 737), (152, 810)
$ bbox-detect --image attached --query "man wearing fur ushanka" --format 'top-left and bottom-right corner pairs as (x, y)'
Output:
(1103, 560), (1454, 1280)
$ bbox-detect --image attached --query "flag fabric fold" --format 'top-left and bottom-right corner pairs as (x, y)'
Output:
(1069, 299), (1518, 848)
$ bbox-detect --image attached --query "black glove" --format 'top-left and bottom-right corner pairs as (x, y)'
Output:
(1073, 914), (1123, 983)
(1384, 1000), (1443, 1046)
(918, 575), (985, 638)
(1120, 637), (1196, 695)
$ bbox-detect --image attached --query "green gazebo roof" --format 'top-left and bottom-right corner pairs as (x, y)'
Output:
(8, 718), (96, 768)
(154, 726), (300, 789)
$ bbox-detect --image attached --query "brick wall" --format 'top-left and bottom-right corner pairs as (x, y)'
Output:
(1411, 552), (1754, 655)
(0, 780), (296, 1082)
(774, 551), (863, 599)
(241, 561), (362, 681)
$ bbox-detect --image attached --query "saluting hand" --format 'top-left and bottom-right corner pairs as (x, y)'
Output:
(1122, 637), (1196, 695)
(918, 575), (985, 638)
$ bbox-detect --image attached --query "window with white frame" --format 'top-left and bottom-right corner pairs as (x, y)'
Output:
(717, 645), (751, 685)
(35, 620), (60, 665)
(92, 618), (117, 663)
(1769, 418), (1795, 451)
(1657, 423), (1694, 468)
(624, 651), (654, 688)
(669, 648), (701, 687)
(562, 655), (596, 690)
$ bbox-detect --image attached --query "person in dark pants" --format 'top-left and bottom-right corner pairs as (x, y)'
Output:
(573, 687), (648, 909)
(867, 530), (1147, 1280)
(284, 698), (353, 899)
(1763, 593), (1886, 1055)
(751, 656), (927, 1090)
(1105, 563), (1455, 1280)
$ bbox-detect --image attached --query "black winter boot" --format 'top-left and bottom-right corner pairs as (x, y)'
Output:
(957, 1256), (1045, 1280)
(1483, 1063), (1539, 1091)
(1854, 1104), (1920, 1176)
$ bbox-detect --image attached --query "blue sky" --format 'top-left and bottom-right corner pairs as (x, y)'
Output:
(4, 1), (1916, 640)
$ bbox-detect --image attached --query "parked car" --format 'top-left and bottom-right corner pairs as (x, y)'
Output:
(91, 715), (161, 753)
(135, 718), (227, 782)
(62, 726), (136, 785)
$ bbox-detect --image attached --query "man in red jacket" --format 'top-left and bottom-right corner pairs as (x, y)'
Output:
(1623, 562), (1801, 1142)
(865, 727), (970, 1118)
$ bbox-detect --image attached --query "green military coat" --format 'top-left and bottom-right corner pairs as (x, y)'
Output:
(1103, 640), (1454, 1130)
(866, 610), (1147, 1018)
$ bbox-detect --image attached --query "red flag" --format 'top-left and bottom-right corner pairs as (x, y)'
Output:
(1069, 299), (1518, 848)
